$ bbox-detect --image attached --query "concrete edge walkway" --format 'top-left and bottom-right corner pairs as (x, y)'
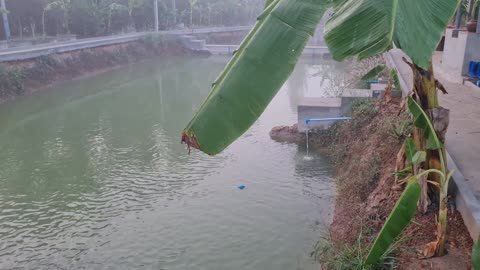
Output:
(0, 26), (252, 62)
(385, 49), (480, 240)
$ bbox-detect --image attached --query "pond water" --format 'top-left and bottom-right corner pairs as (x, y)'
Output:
(0, 56), (344, 270)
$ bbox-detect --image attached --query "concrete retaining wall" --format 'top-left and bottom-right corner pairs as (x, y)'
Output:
(0, 26), (253, 62)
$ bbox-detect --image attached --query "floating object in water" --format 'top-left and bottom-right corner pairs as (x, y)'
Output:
(237, 185), (246, 190)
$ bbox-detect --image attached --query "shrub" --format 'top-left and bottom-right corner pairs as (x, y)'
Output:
(0, 64), (25, 97)
(312, 226), (400, 270)
(143, 33), (165, 50)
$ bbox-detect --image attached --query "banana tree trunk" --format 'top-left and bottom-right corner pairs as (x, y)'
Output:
(408, 60), (450, 256)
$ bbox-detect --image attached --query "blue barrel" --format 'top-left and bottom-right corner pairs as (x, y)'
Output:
(469, 61), (480, 78)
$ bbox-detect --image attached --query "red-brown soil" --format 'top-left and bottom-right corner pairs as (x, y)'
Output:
(311, 98), (473, 269)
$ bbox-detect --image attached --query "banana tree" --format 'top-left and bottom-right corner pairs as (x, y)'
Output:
(182, 0), (459, 258)
(365, 97), (453, 265)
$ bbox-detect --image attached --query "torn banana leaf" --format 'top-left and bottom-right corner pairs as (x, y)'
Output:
(182, 0), (329, 155)
(365, 176), (421, 265)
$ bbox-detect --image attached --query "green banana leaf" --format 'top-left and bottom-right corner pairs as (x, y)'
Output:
(182, 0), (329, 155)
(360, 65), (386, 81)
(407, 97), (443, 150)
(264, 0), (274, 9)
(211, 0), (280, 89)
(364, 176), (421, 265)
(405, 137), (416, 164)
(412, 151), (426, 166)
(472, 238), (480, 270)
(324, 0), (459, 69)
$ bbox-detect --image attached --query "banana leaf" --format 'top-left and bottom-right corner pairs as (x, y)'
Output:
(182, 0), (329, 155)
(472, 238), (480, 270)
(364, 176), (421, 265)
(360, 65), (386, 81)
(405, 137), (416, 164)
(264, 0), (274, 9)
(324, 0), (459, 69)
(407, 97), (443, 150)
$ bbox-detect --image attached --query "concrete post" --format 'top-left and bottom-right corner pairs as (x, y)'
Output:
(455, 6), (462, 29)
(154, 0), (159, 32)
(468, 0), (475, 18)
(477, 3), (480, 34)
(0, 0), (10, 40)
(172, 0), (176, 27)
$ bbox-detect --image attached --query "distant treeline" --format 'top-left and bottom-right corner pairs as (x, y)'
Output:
(0, 0), (263, 39)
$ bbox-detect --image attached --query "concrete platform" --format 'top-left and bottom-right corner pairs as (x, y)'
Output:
(385, 48), (480, 240)
(297, 88), (381, 132)
(297, 97), (342, 132)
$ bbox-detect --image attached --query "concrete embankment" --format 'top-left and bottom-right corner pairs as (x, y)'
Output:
(0, 36), (194, 103)
(0, 27), (252, 103)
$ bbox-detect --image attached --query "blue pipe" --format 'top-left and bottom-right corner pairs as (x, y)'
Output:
(305, 117), (352, 124)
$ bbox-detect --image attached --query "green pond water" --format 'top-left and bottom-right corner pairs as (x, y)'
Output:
(0, 56), (345, 270)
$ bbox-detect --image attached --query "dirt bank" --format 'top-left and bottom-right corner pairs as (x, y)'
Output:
(0, 37), (201, 104)
(309, 98), (473, 269)
(271, 97), (473, 268)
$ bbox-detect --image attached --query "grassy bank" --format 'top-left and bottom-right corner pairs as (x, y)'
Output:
(310, 98), (473, 269)
(0, 35), (197, 104)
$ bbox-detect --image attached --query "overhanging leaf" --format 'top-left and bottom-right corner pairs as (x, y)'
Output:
(324, 0), (459, 69)
(182, 0), (329, 155)
(407, 97), (443, 150)
(404, 137), (416, 164)
(365, 176), (421, 265)
(360, 64), (386, 81)
(264, 0), (274, 8)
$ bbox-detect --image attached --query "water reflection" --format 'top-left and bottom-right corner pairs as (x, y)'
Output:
(0, 56), (339, 270)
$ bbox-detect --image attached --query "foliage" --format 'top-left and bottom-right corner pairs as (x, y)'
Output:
(349, 99), (378, 128)
(407, 96), (443, 150)
(182, 0), (329, 155)
(367, 97), (452, 265)
(312, 226), (399, 270)
(473, 238), (480, 270)
(324, 0), (459, 69)
(385, 112), (412, 141)
(3, 0), (264, 39)
(364, 176), (421, 265)
(0, 64), (25, 97)
(360, 65), (386, 82)
(143, 33), (165, 49)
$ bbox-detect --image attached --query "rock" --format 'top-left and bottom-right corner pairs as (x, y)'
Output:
(269, 124), (303, 143)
